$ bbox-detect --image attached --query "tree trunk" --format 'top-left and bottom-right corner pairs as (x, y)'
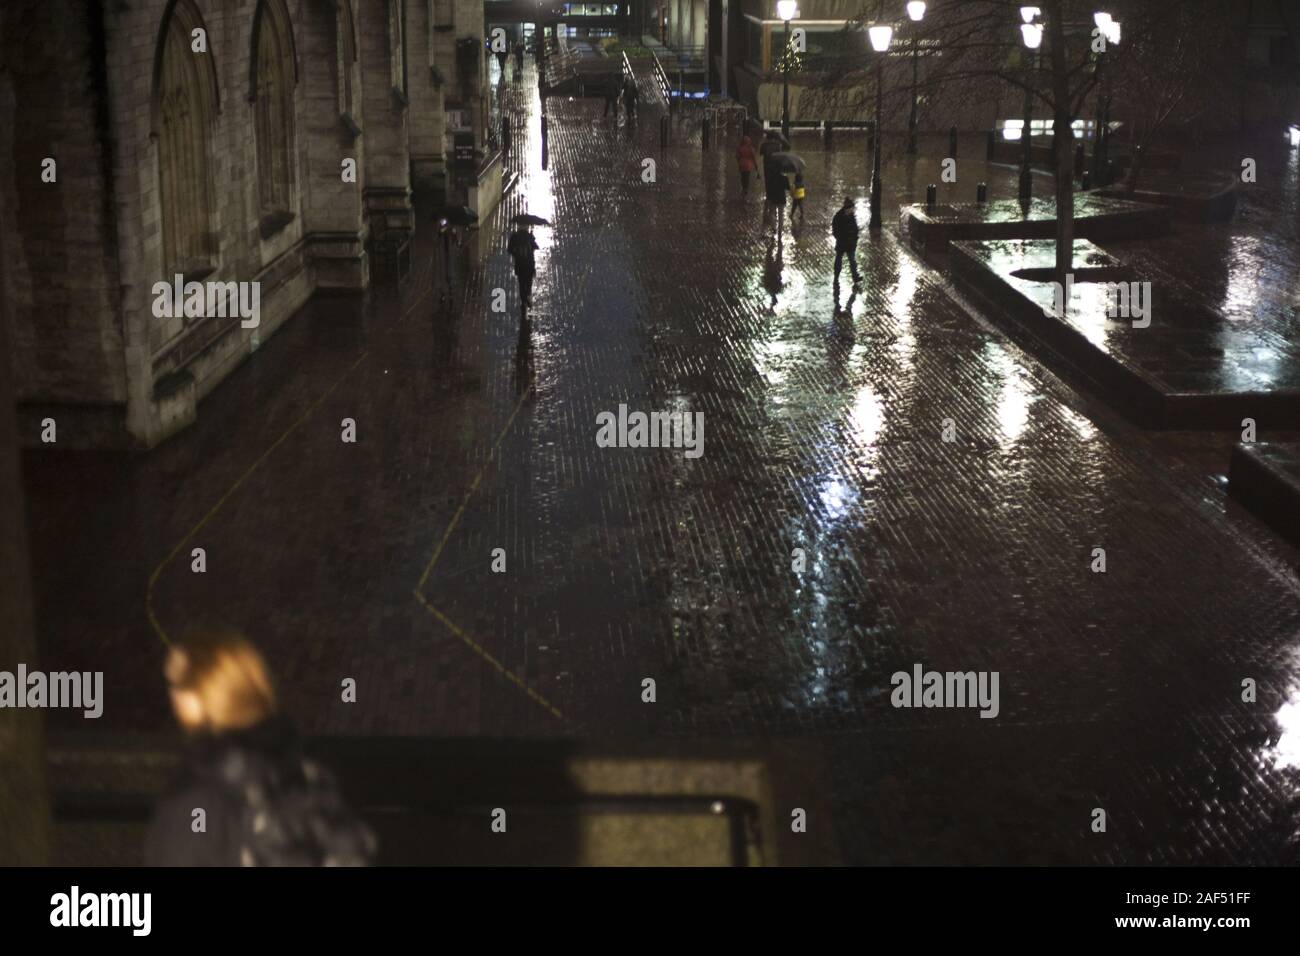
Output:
(1046, 0), (1074, 279)
(1123, 144), (1146, 196)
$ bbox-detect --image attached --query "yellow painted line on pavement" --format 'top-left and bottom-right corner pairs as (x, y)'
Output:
(147, 260), (434, 645)
(413, 591), (566, 722)
(414, 380), (535, 592)
(410, 260), (596, 723)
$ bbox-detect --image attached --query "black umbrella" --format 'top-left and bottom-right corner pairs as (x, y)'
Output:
(769, 152), (807, 174)
(436, 206), (478, 227)
(511, 213), (551, 227)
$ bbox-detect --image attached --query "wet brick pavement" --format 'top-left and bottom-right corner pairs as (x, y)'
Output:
(21, 60), (1300, 863)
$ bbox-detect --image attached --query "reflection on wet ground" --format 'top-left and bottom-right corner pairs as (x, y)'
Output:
(21, 62), (1300, 863)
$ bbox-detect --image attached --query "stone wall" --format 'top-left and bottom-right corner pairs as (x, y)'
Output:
(0, 0), (127, 425)
(2, 0), (494, 449)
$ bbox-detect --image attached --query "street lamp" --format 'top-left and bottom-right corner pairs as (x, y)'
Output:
(1020, 6), (1040, 24)
(868, 21), (893, 230)
(1019, 21), (1042, 203)
(906, 1), (926, 155)
(777, 1), (798, 140)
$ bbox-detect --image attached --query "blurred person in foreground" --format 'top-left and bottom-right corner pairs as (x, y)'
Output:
(144, 631), (375, 866)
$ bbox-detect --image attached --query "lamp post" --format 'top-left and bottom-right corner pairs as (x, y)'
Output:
(905, 1), (926, 154)
(1019, 9), (1042, 203)
(777, 1), (798, 141)
(868, 21), (893, 230)
(1091, 12), (1120, 185)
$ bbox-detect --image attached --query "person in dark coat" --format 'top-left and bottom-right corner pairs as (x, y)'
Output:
(831, 196), (863, 285)
(496, 49), (509, 84)
(514, 40), (525, 79)
(507, 224), (539, 310)
(759, 133), (788, 210)
(144, 632), (375, 867)
(437, 217), (460, 302)
(622, 77), (639, 120)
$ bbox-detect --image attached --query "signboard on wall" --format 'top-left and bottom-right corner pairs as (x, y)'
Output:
(446, 109), (472, 132)
(453, 131), (476, 167)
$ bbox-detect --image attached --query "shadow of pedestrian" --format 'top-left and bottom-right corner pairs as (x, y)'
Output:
(762, 232), (784, 311)
(514, 318), (534, 396)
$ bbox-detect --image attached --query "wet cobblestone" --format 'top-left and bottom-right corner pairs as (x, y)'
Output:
(22, 61), (1300, 863)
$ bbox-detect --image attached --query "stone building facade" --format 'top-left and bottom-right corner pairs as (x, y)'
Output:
(1, 0), (489, 449)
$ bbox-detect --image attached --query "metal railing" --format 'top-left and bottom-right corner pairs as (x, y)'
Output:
(705, 98), (748, 133)
(53, 791), (765, 866)
(647, 46), (673, 107)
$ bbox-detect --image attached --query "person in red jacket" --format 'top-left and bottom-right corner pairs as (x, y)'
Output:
(735, 135), (757, 198)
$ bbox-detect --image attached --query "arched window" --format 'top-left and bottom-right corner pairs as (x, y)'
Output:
(338, 0), (359, 127)
(252, 0), (297, 231)
(153, 0), (219, 276)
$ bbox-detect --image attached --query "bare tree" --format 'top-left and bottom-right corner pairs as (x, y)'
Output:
(806, 1), (1229, 275)
(1105, 0), (1240, 194)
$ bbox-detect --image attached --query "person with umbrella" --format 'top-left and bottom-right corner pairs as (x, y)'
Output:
(507, 213), (547, 313)
(832, 196), (862, 287)
(434, 206), (477, 302)
(765, 148), (805, 218)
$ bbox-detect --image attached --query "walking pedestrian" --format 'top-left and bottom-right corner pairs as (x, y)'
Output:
(622, 77), (639, 120)
(507, 223), (539, 311)
(832, 196), (863, 286)
(496, 49), (508, 84)
(437, 217), (459, 301)
(604, 77), (621, 119)
(764, 151), (788, 212)
(514, 40), (525, 79)
(735, 135), (757, 197)
(789, 172), (806, 222)
(144, 631), (376, 867)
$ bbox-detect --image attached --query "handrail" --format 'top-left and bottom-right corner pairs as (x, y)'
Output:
(647, 47), (672, 107)
(53, 791), (765, 866)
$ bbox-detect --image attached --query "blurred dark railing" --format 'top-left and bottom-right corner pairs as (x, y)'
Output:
(53, 791), (765, 866)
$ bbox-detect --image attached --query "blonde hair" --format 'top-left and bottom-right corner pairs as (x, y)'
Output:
(166, 632), (277, 732)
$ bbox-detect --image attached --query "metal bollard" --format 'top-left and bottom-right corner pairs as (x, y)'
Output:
(949, 125), (958, 158)
(824, 121), (833, 149)
(541, 114), (548, 170)
(976, 182), (987, 203)
(1074, 142), (1085, 178)
(926, 184), (937, 209)
(701, 114), (711, 149)
(868, 120), (876, 154)
(660, 114), (670, 147)
(1080, 169), (1091, 190)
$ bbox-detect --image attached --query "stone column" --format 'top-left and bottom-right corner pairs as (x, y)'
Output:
(407, 0), (447, 195)
(359, 0), (413, 239)
(299, 0), (369, 290)
(0, 197), (50, 866)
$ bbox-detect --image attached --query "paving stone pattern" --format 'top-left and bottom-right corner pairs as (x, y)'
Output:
(22, 61), (1300, 864)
